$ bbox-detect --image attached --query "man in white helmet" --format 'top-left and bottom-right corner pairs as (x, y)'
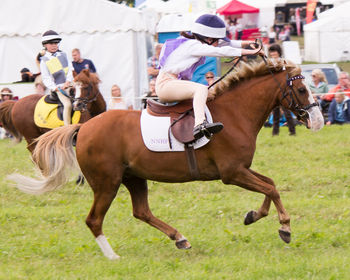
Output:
(40, 30), (74, 126)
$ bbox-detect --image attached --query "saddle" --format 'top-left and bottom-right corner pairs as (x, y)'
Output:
(34, 95), (80, 129)
(147, 99), (195, 144)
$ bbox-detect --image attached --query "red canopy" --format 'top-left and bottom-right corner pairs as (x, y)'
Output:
(217, 0), (259, 16)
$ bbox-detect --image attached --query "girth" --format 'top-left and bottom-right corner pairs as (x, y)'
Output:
(146, 99), (200, 179)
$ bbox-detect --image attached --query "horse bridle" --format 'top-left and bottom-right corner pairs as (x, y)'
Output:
(278, 73), (318, 120)
(73, 83), (99, 111)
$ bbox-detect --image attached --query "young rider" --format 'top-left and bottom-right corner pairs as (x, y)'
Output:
(40, 30), (74, 126)
(156, 14), (264, 139)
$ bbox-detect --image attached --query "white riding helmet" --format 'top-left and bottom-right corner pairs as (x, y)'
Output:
(41, 30), (62, 45)
(191, 14), (229, 41)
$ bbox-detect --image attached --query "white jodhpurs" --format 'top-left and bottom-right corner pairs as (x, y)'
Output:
(56, 90), (72, 126)
(155, 71), (208, 126)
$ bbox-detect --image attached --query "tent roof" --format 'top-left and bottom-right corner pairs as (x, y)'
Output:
(217, 0), (259, 16)
(156, 13), (200, 33)
(0, 0), (154, 37)
(304, 2), (350, 32)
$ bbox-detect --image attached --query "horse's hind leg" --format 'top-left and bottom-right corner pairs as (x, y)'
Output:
(85, 183), (121, 260)
(123, 176), (191, 250)
(244, 169), (272, 225)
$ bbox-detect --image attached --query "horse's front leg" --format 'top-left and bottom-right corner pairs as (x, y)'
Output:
(123, 176), (191, 250)
(222, 167), (291, 243)
(243, 169), (273, 225)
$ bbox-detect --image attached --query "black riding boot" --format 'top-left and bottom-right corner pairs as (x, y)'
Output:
(193, 120), (223, 140)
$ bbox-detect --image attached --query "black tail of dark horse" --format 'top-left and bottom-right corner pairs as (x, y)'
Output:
(0, 100), (22, 142)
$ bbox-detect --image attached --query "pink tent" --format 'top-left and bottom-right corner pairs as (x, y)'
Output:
(217, 0), (259, 16)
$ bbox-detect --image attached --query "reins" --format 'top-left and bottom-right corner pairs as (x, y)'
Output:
(208, 39), (263, 90)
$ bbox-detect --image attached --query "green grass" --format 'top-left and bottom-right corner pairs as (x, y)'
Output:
(0, 125), (350, 279)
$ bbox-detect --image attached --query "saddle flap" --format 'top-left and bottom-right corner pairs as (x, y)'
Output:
(170, 111), (195, 144)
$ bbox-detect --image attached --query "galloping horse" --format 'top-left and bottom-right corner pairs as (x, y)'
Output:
(10, 60), (324, 260)
(0, 69), (106, 153)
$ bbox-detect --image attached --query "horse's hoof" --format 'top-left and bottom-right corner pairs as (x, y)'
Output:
(175, 239), (191, 250)
(244, 210), (257, 225)
(278, 229), (291, 243)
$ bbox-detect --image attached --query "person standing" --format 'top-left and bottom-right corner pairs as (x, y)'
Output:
(72, 48), (96, 75)
(40, 30), (74, 126)
(268, 44), (296, 136)
(147, 44), (162, 80)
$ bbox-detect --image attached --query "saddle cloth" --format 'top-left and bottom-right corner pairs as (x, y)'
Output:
(34, 96), (81, 129)
(140, 105), (212, 152)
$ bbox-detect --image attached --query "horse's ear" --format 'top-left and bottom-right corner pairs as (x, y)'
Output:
(82, 69), (90, 77)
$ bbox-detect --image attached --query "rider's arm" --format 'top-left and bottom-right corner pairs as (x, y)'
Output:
(40, 60), (57, 92)
(187, 40), (242, 57)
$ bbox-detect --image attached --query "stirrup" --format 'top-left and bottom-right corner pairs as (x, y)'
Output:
(193, 121), (223, 140)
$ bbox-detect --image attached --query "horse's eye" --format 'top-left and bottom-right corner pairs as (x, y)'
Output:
(298, 87), (306, 95)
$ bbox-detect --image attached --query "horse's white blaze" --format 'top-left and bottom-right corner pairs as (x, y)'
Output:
(303, 81), (324, 131)
(73, 83), (82, 107)
(95, 235), (120, 260)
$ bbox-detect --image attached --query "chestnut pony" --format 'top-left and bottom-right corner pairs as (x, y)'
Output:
(0, 69), (106, 153)
(10, 60), (324, 260)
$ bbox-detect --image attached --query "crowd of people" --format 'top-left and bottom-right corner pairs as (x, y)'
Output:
(1, 16), (350, 140)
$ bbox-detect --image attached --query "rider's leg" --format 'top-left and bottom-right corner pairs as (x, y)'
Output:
(156, 73), (223, 139)
(56, 91), (72, 126)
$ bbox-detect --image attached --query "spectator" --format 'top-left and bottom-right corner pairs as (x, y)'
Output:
(322, 72), (350, 102)
(34, 76), (48, 95)
(268, 44), (296, 136)
(268, 26), (276, 44)
(268, 44), (282, 59)
(14, 68), (39, 83)
(141, 79), (158, 109)
(0, 87), (14, 102)
(326, 93), (350, 125)
(40, 30), (74, 126)
(205, 71), (215, 86)
(0, 88), (16, 139)
(72, 48), (96, 75)
(308, 69), (329, 113)
(147, 43), (162, 80)
(108, 84), (133, 110)
(278, 24), (291, 42)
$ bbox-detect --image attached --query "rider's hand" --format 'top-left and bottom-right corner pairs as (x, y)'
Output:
(62, 81), (71, 90)
(258, 49), (266, 57)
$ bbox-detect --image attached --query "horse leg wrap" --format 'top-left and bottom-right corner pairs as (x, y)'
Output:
(95, 235), (120, 260)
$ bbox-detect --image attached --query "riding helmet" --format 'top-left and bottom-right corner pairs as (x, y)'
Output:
(191, 14), (229, 41)
(41, 30), (62, 45)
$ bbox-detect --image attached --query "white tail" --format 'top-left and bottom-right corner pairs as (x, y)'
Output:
(7, 124), (81, 195)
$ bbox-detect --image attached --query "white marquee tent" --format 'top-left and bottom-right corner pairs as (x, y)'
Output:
(0, 0), (156, 107)
(304, 1), (350, 62)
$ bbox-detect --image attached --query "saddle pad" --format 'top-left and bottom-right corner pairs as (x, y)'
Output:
(34, 96), (81, 129)
(140, 106), (212, 152)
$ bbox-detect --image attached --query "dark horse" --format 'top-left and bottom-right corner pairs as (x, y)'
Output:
(10, 60), (324, 260)
(0, 69), (106, 153)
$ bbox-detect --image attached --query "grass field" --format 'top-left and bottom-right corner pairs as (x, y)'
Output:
(0, 125), (350, 279)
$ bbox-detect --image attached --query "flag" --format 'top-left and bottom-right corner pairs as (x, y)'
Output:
(306, 0), (317, 24)
(296, 8), (301, 36)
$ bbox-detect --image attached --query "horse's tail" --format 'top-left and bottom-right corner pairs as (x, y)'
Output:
(7, 124), (82, 195)
(0, 100), (22, 142)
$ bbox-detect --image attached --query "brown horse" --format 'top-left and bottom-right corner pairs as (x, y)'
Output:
(10, 60), (324, 260)
(0, 69), (106, 153)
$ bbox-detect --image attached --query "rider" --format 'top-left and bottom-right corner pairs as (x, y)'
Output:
(156, 14), (264, 139)
(40, 30), (74, 126)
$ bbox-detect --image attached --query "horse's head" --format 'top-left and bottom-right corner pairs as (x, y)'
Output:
(72, 69), (101, 112)
(277, 60), (324, 131)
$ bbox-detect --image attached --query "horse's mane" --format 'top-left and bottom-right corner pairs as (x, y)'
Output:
(214, 59), (301, 97)
(74, 69), (100, 85)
